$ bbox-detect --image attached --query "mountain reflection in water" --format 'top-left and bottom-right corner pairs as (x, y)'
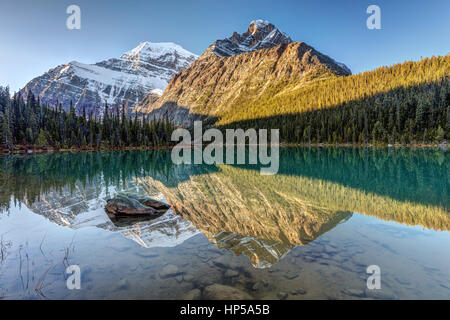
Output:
(0, 147), (448, 270)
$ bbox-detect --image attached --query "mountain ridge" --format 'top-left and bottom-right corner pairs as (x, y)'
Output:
(200, 19), (293, 59)
(20, 42), (198, 116)
(134, 20), (352, 126)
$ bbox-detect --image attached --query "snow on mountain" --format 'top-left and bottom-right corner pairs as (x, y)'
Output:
(24, 181), (200, 249)
(250, 19), (271, 29)
(20, 42), (198, 116)
(201, 20), (293, 58)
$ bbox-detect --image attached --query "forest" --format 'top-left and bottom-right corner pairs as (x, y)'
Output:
(0, 88), (175, 149)
(219, 56), (449, 145)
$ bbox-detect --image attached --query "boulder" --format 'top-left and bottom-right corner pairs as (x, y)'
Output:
(105, 193), (170, 218)
(203, 284), (253, 300)
(159, 264), (181, 278)
(251, 280), (267, 291)
(212, 256), (239, 270)
(183, 289), (202, 300)
(284, 271), (299, 280)
(224, 270), (240, 278)
(277, 291), (288, 300)
(183, 274), (194, 282)
(291, 288), (307, 295)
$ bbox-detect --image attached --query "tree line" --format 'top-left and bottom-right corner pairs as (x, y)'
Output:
(0, 88), (175, 149)
(1, 56), (449, 148)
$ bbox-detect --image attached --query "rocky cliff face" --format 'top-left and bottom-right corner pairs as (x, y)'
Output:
(201, 19), (293, 58)
(21, 42), (198, 116)
(135, 20), (351, 126)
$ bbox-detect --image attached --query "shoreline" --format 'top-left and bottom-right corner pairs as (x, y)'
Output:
(1, 142), (447, 155)
(0, 145), (175, 155)
(281, 142), (447, 148)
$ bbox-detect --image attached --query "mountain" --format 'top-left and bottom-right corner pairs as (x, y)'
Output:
(134, 20), (351, 126)
(20, 42), (198, 116)
(201, 19), (293, 58)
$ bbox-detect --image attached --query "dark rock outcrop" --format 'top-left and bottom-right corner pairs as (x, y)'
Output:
(105, 193), (170, 218)
(201, 19), (293, 58)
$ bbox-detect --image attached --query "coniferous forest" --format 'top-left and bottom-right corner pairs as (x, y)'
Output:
(0, 88), (175, 150)
(218, 56), (449, 145)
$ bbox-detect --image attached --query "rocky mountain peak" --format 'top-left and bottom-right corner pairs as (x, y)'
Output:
(247, 19), (275, 36)
(201, 19), (292, 58)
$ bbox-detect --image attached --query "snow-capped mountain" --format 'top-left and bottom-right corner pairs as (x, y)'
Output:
(21, 42), (198, 116)
(201, 19), (293, 58)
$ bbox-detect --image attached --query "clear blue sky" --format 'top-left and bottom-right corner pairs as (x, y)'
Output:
(1, 0), (449, 92)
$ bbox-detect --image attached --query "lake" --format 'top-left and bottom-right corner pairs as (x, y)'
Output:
(0, 147), (449, 299)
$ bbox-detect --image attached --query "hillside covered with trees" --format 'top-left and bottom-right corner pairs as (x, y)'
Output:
(219, 55), (449, 144)
(0, 88), (175, 150)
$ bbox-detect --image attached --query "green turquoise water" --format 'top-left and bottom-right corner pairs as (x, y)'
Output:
(0, 147), (449, 299)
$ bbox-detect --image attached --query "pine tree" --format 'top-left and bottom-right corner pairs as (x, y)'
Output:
(36, 129), (48, 147)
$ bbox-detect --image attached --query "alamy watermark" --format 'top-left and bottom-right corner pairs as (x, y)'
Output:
(366, 265), (381, 290)
(171, 121), (280, 175)
(367, 5), (381, 30)
(66, 5), (81, 30)
(66, 265), (81, 290)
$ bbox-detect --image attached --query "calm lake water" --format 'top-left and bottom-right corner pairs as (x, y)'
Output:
(0, 147), (449, 300)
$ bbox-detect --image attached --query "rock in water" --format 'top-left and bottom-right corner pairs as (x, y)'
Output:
(203, 284), (253, 300)
(276, 291), (289, 300)
(224, 269), (240, 278)
(159, 264), (181, 278)
(284, 271), (299, 280)
(183, 289), (201, 300)
(105, 193), (170, 218)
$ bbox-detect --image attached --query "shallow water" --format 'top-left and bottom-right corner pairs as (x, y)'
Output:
(0, 147), (449, 300)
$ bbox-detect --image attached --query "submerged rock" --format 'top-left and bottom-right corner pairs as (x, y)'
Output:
(276, 291), (289, 300)
(341, 288), (365, 297)
(183, 274), (194, 282)
(105, 193), (170, 218)
(284, 271), (299, 280)
(224, 269), (240, 278)
(203, 284), (253, 300)
(212, 256), (239, 270)
(159, 264), (181, 278)
(251, 280), (268, 291)
(291, 288), (307, 295)
(183, 289), (202, 300)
